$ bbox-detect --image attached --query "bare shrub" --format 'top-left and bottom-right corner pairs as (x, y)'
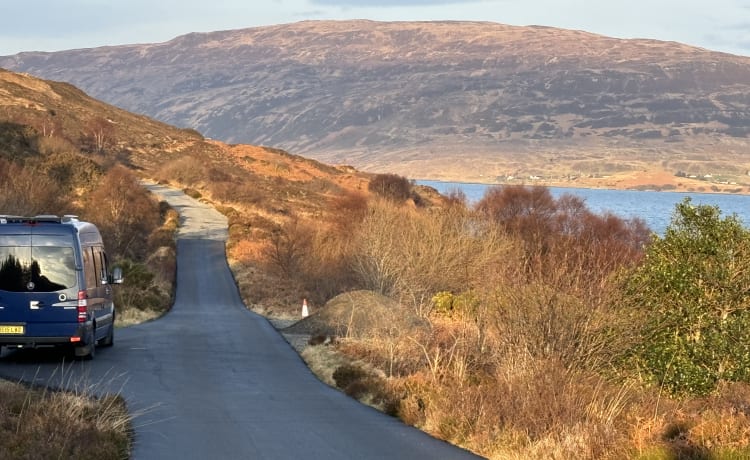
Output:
(329, 190), (368, 232)
(351, 199), (509, 315)
(267, 190), (371, 303)
(476, 185), (648, 302)
(87, 116), (115, 153)
(323, 185), (656, 458)
(368, 173), (412, 202)
(83, 165), (160, 259)
(262, 215), (313, 278)
(154, 154), (206, 186)
(395, 356), (633, 459)
(476, 208), (646, 373)
(300, 225), (359, 302)
(444, 188), (468, 208)
(0, 159), (68, 215)
(350, 201), (414, 296)
(488, 279), (632, 371)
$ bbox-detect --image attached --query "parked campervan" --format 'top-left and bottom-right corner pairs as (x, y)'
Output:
(0, 215), (122, 359)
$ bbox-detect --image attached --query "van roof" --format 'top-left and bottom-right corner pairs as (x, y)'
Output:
(0, 215), (100, 238)
(0, 215), (80, 225)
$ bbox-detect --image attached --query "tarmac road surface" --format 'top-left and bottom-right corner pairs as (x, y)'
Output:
(0, 182), (481, 460)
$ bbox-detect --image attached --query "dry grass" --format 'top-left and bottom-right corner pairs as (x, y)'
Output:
(296, 312), (750, 459)
(116, 308), (164, 327)
(0, 378), (131, 460)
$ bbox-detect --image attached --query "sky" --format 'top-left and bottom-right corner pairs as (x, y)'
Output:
(1, 0), (749, 57)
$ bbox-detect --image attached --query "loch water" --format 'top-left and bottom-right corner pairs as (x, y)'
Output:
(417, 180), (750, 235)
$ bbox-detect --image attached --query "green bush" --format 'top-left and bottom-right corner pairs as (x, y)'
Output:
(432, 291), (480, 319)
(114, 259), (171, 313)
(624, 198), (750, 395)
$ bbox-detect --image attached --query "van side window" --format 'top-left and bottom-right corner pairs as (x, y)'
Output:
(94, 247), (108, 285)
(83, 247), (97, 289)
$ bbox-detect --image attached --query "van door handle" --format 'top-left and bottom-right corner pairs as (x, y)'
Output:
(30, 300), (43, 309)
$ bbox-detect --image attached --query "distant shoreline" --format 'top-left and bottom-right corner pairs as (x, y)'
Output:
(414, 175), (750, 196)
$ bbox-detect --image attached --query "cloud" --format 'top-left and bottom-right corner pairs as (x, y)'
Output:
(699, 19), (750, 56)
(0, 0), (271, 53)
(310, 0), (480, 6)
(1, 0), (747, 56)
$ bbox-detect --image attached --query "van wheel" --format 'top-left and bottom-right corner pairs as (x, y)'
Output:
(101, 324), (114, 347)
(75, 329), (96, 360)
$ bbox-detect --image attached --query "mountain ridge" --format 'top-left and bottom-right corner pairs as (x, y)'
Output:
(3, 20), (749, 186)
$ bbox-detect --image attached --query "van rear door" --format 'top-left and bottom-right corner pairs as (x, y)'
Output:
(0, 234), (79, 335)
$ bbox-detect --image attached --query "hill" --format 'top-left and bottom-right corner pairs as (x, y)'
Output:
(0, 67), (371, 208)
(0, 66), (219, 174)
(2, 20), (750, 187)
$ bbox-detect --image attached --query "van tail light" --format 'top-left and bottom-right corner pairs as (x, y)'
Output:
(77, 291), (88, 323)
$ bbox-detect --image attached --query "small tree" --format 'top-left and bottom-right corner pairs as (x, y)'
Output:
(625, 198), (750, 395)
(0, 159), (66, 215)
(476, 185), (649, 290)
(89, 116), (114, 153)
(262, 216), (312, 278)
(83, 166), (160, 259)
(368, 173), (412, 202)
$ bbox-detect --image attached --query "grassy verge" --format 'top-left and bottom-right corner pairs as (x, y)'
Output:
(0, 379), (131, 459)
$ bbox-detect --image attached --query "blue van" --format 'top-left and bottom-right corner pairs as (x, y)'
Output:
(0, 216), (122, 359)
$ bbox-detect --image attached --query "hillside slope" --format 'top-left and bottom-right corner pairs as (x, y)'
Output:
(0, 67), (205, 170)
(2, 20), (750, 184)
(0, 69), (376, 210)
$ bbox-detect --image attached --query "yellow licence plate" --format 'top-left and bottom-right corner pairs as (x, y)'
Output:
(0, 325), (24, 335)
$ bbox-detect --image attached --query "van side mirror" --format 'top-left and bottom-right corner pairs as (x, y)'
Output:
(111, 267), (124, 285)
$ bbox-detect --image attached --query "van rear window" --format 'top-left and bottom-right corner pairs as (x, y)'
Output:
(0, 246), (76, 292)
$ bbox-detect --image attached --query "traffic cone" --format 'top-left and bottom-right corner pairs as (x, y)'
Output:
(301, 298), (309, 318)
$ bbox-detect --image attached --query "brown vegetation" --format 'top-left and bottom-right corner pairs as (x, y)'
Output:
(228, 181), (750, 459)
(368, 173), (413, 203)
(148, 137), (750, 459)
(0, 380), (130, 460)
(4, 67), (750, 459)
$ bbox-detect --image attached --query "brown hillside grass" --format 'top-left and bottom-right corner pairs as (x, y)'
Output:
(0, 380), (131, 460)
